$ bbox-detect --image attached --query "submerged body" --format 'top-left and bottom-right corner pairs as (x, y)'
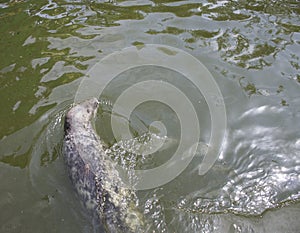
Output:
(63, 98), (144, 233)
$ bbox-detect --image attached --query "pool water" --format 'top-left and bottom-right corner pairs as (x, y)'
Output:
(0, 0), (299, 232)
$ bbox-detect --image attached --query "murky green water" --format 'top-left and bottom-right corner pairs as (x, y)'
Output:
(0, 0), (300, 232)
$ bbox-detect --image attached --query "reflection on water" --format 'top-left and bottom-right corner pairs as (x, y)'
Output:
(179, 105), (300, 215)
(0, 0), (299, 232)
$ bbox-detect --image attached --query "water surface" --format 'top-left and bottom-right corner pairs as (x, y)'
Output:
(0, 0), (299, 232)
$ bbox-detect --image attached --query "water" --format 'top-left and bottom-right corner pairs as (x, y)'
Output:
(0, 0), (300, 232)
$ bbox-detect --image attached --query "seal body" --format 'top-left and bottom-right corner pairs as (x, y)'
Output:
(63, 98), (144, 233)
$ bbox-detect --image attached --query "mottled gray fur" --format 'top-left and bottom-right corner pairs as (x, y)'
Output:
(64, 98), (145, 233)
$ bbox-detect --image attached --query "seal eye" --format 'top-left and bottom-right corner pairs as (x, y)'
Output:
(87, 109), (90, 113)
(93, 101), (98, 109)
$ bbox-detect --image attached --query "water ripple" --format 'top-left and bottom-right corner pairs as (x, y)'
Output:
(178, 104), (300, 216)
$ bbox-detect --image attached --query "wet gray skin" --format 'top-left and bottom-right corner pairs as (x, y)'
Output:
(64, 98), (145, 233)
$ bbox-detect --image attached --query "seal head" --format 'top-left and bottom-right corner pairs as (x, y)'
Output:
(65, 98), (99, 134)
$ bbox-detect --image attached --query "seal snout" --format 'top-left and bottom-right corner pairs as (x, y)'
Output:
(90, 97), (99, 111)
(76, 98), (99, 116)
(86, 97), (99, 117)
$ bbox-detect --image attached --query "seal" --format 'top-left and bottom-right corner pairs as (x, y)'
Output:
(63, 98), (145, 233)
